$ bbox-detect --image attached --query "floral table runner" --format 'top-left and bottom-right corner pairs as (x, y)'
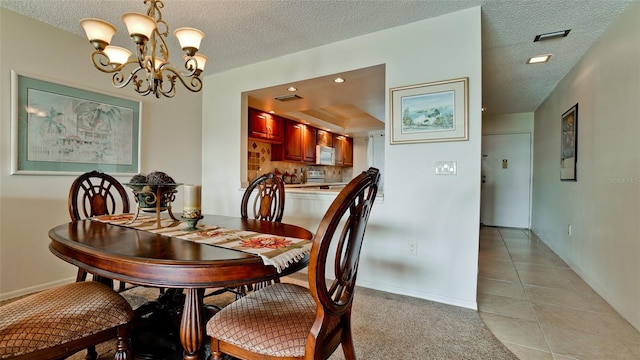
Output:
(91, 214), (313, 273)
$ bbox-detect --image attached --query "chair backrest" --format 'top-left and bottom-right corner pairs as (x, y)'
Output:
(306, 167), (380, 358)
(68, 170), (130, 221)
(240, 172), (285, 222)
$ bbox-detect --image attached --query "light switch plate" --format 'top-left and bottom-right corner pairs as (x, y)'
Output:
(435, 161), (457, 175)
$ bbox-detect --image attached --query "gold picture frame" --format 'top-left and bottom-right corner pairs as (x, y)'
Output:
(390, 77), (468, 144)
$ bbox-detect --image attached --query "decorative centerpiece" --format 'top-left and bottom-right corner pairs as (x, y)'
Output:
(125, 171), (181, 227)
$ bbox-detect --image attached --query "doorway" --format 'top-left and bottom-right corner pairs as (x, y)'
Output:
(480, 133), (532, 228)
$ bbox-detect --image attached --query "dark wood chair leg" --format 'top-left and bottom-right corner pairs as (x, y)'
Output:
(76, 268), (88, 282)
(84, 346), (98, 360)
(235, 285), (247, 300)
(342, 314), (356, 360)
(210, 339), (224, 360)
(115, 324), (132, 360)
(342, 331), (356, 360)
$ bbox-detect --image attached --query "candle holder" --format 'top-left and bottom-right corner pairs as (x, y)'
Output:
(182, 208), (202, 219)
(181, 215), (203, 230)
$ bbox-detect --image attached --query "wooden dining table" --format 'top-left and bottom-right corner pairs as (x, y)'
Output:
(48, 214), (313, 360)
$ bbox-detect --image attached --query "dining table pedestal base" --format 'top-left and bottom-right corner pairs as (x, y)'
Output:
(180, 288), (206, 360)
(130, 289), (185, 360)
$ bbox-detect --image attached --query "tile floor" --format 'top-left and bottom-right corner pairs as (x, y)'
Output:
(477, 226), (640, 359)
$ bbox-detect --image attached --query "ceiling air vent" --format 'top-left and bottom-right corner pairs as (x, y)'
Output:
(534, 29), (570, 42)
(274, 94), (303, 102)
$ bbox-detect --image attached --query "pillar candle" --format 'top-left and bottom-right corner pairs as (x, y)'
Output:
(183, 184), (201, 217)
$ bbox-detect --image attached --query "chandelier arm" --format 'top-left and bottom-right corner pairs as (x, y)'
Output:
(183, 57), (198, 76)
(130, 67), (154, 96)
(160, 66), (203, 93)
(111, 70), (135, 89)
(156, 75), (177, 98)
(90, 51), (138, 74)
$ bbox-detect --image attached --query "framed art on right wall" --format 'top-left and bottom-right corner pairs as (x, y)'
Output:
(560, 103), (578, 181)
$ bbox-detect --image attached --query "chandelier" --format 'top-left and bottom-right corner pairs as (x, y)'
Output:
(80, 0), (206, 98)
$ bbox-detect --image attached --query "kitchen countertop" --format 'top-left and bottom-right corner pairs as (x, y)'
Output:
(239, 183), (383, 200)
(284, 182), (348, 189)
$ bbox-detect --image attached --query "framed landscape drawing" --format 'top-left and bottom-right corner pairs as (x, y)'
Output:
(390, 77), (468, 144)
(560, 103), (578, 181)
(11, 70), (141, 175)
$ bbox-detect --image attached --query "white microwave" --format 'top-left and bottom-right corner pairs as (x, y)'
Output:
(316, 145), (335, 165)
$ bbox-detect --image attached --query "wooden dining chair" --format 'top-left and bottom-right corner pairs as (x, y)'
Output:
(68, 170), (130, 289)
(206, 167), (380, 360)
(205, 172), (287, 302)
(68, 170), (130, 222)
(0, 281), (133, 360)
(241, 172), (286, 222)
(242, 172), (287, 291)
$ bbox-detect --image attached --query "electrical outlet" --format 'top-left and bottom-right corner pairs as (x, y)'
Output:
(408, 241), (418, 256)
(435, 161), (457, 175)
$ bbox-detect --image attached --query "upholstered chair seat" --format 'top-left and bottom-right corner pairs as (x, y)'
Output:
(206, 283), (322, 357)
(0, 281), (133, 360)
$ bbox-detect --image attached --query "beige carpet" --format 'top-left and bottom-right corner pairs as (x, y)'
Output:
(57, 274), (517, 360)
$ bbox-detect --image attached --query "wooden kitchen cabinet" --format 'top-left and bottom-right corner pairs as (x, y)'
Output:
(316, 130), (333, 147)
(333, 134), (353, 167)
(248, 108), (284, 144)
(343, 136), (353, 166)
(302, 125), (317, 163)
(272, 120), (316, 163)
(283, 120), (303, 162)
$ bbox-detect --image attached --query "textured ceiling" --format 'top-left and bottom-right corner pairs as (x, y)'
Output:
(1, 0), (633, 132)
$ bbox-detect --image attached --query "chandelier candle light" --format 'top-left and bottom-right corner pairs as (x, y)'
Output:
(182, 184), (202, 229)
(80, 0), (207, 98)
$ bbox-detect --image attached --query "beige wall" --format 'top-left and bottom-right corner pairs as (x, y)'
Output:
(0, 9), (203, 298)
(483, 112), (534, 135)
(531, 1), (640, 330)
(201, 8), (483, 309)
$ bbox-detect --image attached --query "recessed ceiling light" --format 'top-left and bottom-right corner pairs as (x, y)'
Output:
(334, 77), (345, 83)
(287, 86), (297, 91)
(534, 29), (570, 42)
(527, 54), (552, 64)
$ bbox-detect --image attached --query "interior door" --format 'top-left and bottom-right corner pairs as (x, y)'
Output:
(481, 133), (531, 228)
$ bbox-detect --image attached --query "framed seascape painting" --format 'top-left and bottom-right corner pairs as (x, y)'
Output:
(560, 103), (578, 181)
(11, 70), (141, 175)
(390, 77), (468, 144)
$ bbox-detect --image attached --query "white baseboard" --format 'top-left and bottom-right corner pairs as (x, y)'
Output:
(356, 279), (478, 310)
(0, 277), (75, 301)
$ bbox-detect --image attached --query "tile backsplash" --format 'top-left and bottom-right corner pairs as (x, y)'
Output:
(248, 140), (351, 183)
